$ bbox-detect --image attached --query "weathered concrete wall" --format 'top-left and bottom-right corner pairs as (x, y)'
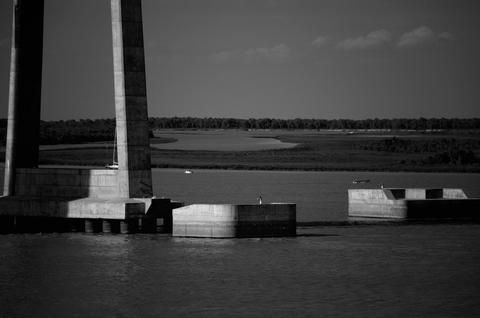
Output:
(0, 196), (148, 219)
(2, 168), (176, 220)
(405, 189), (426, 199)
(0, 1), (163, 226)
(348, 188), (479, 219)
(111, 0), (152, 198)
(443, 188), (468, 199)
(173, 203), (296, 238)
(14, 168), (119, 199)
(348, 189), (407, 218)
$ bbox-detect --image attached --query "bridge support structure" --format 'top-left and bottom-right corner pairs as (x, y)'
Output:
(0, 0), (176, 233)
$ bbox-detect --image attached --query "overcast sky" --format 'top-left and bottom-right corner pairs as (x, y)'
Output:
(0, 0), (479, 120)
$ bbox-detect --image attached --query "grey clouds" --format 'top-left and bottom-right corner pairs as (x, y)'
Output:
(0, 0), (479, 120)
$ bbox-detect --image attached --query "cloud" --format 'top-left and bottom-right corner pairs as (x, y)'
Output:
(438, 32), (454, 41)
(209, 44), (291, 64)
(337, 29), (392, 50)
(397, 26), (436, 47)
(312, 36), (329, 48)
(397, 26), (453, 48)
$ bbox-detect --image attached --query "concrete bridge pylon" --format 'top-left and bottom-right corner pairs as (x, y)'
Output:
(0, 0), (172, 233)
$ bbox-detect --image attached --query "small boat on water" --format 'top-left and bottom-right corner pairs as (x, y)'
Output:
(352, 179), (370, 184)
(184, 170), (193, 174)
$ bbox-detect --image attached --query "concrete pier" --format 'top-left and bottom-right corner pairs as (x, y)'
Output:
(348, 188), (480, 219)
(120, 219), (138, 234)
(1, 1), (299, 236)
(4, 0), (44, 196)
(85, 219), (102, 233)
(173, 203), (296, 238)
(111, 0), (152, 199)
(0, 0), (173, 232)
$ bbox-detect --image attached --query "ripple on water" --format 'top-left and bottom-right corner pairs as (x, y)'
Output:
(1, 224), (480, 317)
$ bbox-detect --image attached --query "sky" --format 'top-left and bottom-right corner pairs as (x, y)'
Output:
(0, 0), (480, 120)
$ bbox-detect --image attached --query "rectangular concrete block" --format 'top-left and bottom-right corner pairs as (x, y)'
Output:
(443, 189), (468, 199)
(349, 188), (480, 219)
(64, 198), (146, 219)
(406, 189), (426, 199)
(173, 204), (296, 238)
(90, 169), (117, 176)
(12, 168), (121, 199)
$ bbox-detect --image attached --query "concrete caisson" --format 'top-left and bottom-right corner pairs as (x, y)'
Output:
(172, 203), (296, 238)
(348, 188), (480, 219)
(0, 0), (173, 232)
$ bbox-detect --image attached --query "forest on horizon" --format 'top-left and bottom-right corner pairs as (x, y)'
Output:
(0, 117), (479, 145)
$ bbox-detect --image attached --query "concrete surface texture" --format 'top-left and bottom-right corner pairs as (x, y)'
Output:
(0, 0), (160, 225)
(112, 0), (152, 198)
(3, 0), (44, 195)
(348, 188), (480, 219)
(172, 203), (296, 238)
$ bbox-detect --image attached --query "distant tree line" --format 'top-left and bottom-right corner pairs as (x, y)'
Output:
(1, 117), (480, 145)
(0, 118), (116, 145)
(361, 137), (480, 153)
(149, 117), (480, 130)
(39, 119), (116, 144)
(362, 137), (479, 165)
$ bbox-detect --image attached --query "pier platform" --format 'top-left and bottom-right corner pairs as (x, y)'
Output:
(348, 188), (480, 219)
(0, 167), (180, 233)
(0, 196), (180, 234)
(172, 203), (296, 238)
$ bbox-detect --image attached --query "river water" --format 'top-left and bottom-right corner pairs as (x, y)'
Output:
(1, 170), (480, 317)
(153, 169), (480, 222)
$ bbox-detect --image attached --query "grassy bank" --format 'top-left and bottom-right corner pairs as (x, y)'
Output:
(29, 130), (480, 172)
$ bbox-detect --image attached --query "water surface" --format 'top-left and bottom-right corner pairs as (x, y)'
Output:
(1, 170), (480, 317)
(153, 169), (480, 222)
(1, 224), (479, 317)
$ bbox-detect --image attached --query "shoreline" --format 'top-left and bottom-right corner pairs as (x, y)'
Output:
(1, 162), (478, 174)
(149, 164), (480, 173)
(1, 129), (479, 173)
